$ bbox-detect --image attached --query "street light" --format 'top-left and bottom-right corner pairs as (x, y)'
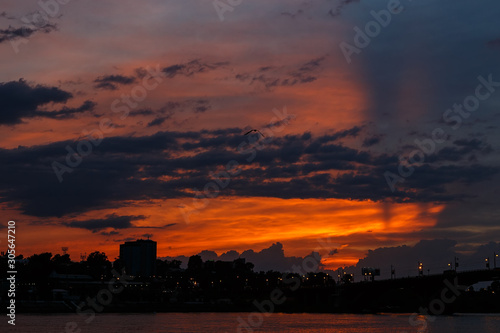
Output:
(494, 252), (498, 269)
(418, 262), (423, 276)
(485, 257), (490, 270)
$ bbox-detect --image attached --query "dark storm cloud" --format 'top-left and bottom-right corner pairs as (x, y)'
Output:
(130, 102), (182, 118)
(297, 57), (325, 72)
(436, 200), (500, 230)
(192, 99), (211, 113)
(63, 214), (146, 232)
(131, 100), (211, 127)
(307, 143), (371, 163)
(129, 108), (155, 116)
(310, 126), (362, 145)
(0, 79), (95, 125)
(454, 138), (493, 151)
(328, 0), (360, 18)
(162, 59), (229, 78)
(0, 23), (57, 44)
(362, 135), (383, 147)
(34, 100), (97, 120)
(100, 231), (120, 237)
(342, 239), (500, 278)
(94, 74), (137, 90)
(427, 139), (493, 163)
(113, 237), (136, 243)
(240, 242), (323, 272)
(63, 214), (177, 233)
(0, 127), (497, 218)
(163, 242), (323, 273)
(391, 164), (498, 193)
(0, 129), (245, 216)
(164, 239), (500, 273)
(234, 57), (326, 90)
(147, 117), (169, 127)
(280, 0), (314, 20)
(0, 79), (71, 124)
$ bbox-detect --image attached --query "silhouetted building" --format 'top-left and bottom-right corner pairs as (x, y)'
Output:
(120, 239), (157, 277)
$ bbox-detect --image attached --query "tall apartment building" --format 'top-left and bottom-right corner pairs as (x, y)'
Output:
(119, 239), (157, 277)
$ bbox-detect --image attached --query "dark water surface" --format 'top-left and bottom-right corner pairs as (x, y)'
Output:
(5, 313), (500, 332)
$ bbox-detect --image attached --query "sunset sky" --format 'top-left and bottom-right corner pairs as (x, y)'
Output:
(1, 0), (499, 273)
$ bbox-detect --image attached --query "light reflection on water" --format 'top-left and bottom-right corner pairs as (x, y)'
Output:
(8, 313), (500, 333)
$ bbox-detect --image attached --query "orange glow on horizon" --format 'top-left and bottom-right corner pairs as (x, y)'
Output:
(11, 197), (445, 271)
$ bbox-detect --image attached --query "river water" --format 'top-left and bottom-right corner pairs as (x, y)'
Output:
(4, 313), (500, 332)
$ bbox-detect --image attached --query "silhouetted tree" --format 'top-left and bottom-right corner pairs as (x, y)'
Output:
(86, 251), (108, 265)
(169, 260), (182, 270)
(26, 252), (53, 277)
(51, 253), (71, 265)
(85, 251), (111, 279)
(113, 258), (124, 272)
(188, 255), (203, 271)
(23, 252), (53, 299)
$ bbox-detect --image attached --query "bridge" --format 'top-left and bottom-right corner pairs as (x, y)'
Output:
(295, 268), (500, 313)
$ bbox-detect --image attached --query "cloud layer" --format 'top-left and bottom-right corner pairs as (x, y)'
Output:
(0, 0), (499, 267)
